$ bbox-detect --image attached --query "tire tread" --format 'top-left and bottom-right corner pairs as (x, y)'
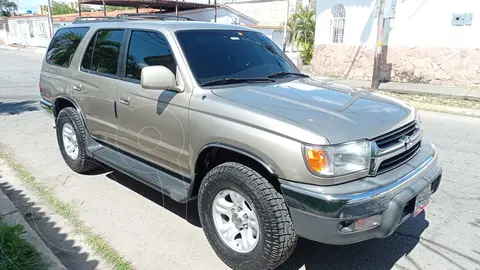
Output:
(198, 162), (297, 269)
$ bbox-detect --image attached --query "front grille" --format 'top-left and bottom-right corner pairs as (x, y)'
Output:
(377, 141), (421, 174)
(374, 121), (417, 149)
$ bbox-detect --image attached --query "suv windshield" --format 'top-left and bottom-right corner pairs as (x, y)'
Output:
(175, 30), (300, 86)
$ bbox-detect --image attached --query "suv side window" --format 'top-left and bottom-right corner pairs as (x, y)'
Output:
(46, 27), (89, 68)
(125, 30), (176, 81)
(81, 29), (124, 76)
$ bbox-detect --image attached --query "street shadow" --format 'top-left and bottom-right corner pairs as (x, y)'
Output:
(279, 212), (429, 269)
(0, 100), (39, 115)
(104, 169), (201, 228)
(0, 181), (100, 270)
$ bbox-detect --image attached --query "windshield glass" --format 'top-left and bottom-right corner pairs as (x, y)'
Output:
(175, 30), (300, 86)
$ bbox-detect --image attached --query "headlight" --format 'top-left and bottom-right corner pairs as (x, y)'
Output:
(415, 109), (422, 124)
(303, 140), (371, 177)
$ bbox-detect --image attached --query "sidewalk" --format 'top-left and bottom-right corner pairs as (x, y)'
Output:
(0, 160), (67, 270)
(302, 69), (480, 101)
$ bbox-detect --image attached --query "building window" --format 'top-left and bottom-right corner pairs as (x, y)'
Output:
(331, 4), (346, 43)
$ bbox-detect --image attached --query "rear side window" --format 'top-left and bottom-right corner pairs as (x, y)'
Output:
(81, 29), (124, 76)
(46, 27), (89, 68)
(125, 31), (176, 81)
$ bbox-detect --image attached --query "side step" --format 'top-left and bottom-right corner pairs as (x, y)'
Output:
(91, 145), (190, 203)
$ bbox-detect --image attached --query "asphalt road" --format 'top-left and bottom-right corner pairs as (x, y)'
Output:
(1, 49), (479, 270)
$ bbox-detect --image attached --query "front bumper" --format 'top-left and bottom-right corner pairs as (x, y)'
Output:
(280, 142), (442, 245)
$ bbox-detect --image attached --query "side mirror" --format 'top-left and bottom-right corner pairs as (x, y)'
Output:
(141, 66), (183, 92)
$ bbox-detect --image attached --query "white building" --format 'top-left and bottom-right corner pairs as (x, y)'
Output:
(312, 0), (480, 87)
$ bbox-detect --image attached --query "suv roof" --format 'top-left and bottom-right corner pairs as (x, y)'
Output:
(68, 14), (255, 32)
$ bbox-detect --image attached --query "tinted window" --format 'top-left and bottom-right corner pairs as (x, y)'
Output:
(175, 30), (298, 85)
(46, 27), (89, 68)
(81, 29), (124, 75)
(125, 31), (176, 81)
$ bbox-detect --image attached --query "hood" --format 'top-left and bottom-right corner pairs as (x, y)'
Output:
(211, 78), (414, 144)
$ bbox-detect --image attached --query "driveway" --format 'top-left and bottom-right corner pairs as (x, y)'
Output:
(1, 49), (479, 269)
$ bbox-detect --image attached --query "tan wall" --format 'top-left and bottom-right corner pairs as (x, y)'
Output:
(311, 44), (480, 87)
(226, 1), (286, 26)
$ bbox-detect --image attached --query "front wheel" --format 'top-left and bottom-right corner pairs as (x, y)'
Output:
(56, 107), (98, 173)
(198, 162), (297, 269)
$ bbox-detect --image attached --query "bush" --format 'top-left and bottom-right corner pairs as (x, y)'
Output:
(286, 7), (316, 64)
(0, 223), (48, 270)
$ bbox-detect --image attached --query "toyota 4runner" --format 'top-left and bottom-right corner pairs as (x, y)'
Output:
(40, 14), (442, 269)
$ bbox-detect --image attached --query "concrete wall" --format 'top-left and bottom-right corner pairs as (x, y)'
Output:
(0, 22), (7, 44)
(226, 0), (290, 26)
(312, 0), (480, 87)
(167, 7), (258, 25)
(7, 17), (50, 47)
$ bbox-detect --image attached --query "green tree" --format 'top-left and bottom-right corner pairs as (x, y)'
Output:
(284, 6), (316, 64)
(105, 6), (134, 11)
(51, 1), (75, 15)
(0, 0), (18, 16)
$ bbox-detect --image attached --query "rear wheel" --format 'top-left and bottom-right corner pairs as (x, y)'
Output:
(198, 162), (297, 269)
(56, 107), (98, 173)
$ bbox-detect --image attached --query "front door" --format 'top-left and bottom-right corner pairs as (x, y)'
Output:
(72, 28), (126, 145)
(115, 30), (191, 176)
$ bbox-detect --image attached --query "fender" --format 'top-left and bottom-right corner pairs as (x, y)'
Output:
(188, 142), (278, 199)
(195, 142), (277, 176)
(53, 95), (104, 156)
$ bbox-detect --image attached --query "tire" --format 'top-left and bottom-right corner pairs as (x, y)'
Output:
(198, 162), (297, 269)
(56, 107), (98, 173)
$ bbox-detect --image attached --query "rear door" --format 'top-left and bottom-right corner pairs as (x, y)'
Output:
(72, 28), (126, 145)
(40, 26), (90, 104)
(114, 29), (191, 175)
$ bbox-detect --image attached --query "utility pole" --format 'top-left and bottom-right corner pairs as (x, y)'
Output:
(214, 0), (217, 22)
(283, 0), (290, 52)
(46, 0), (54, 38)
(78, 0), (82, 17)
(102, 0), (106, 17)
(175, 0), (179, 21)
(371, 0), (385, 90)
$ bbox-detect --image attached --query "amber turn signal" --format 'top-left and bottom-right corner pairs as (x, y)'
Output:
(305, 148), (328, 173)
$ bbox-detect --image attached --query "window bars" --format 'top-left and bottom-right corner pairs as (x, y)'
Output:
(331, 4), (346, 43)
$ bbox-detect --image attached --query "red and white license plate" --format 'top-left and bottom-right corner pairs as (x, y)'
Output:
(414, 187), (431, 217)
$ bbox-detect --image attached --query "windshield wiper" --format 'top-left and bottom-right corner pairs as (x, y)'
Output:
(267, 71), (309, 79)
(200, 77), (275, 87)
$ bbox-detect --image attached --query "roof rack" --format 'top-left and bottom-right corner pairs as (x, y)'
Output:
(71, 13), (195, 24)
(72, 16), (120, 24)
(116, 13), (195, 21)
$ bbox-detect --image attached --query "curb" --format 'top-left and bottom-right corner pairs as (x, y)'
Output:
(370, 87), (480, 102)
(303, 71), (480, 101)
(0, 164), (67, 270)
(409, 101), (480, 118)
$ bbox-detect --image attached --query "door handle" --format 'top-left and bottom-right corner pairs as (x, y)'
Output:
(73, 84), (82, 91)
(119, 95), (131, 105)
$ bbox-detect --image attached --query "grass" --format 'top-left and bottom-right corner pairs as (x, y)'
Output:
(379, 91), (480, 110)
(0, 151), (133, 270)
(0, 222), (48, 270)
